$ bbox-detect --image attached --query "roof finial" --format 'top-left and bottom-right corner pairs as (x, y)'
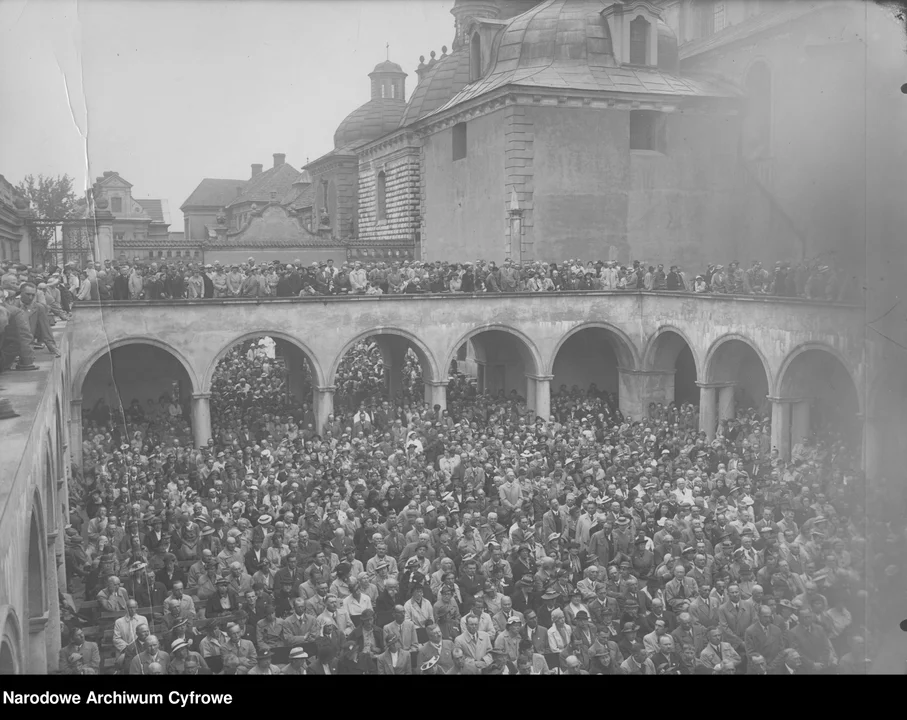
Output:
(386, 42), (390, 61)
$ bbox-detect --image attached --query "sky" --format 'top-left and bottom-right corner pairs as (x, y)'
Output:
(0, 0), (455, 228)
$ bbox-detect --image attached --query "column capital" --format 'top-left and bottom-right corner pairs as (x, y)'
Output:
(191, 392), (212, 400)
(766, 395), (810, 404)
(525, 374), (554, 382)
(696, 381), (736, 389)
(619, 367), (676, 377)
(29, 614), (49, 633)
(46, 531), (59, 546)
(70, 398), (83, 407)
(315, 385), (337, 394)
(423, 380), (449, 388)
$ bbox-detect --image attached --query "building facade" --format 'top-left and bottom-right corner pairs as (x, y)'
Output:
(0, 174), (33, 264)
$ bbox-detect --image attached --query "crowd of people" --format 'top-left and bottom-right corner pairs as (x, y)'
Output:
(0, 253), (860, 305)
(53, 325), (904, 677)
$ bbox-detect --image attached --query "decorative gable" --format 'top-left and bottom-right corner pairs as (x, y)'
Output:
(603, 0), (663, 67)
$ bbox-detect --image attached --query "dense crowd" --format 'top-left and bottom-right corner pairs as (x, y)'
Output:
(0, 254), (860, 305)
(53, 328), (904, 677)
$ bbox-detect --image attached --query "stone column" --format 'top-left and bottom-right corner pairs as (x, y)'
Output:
(718, 384), (737, 423)
(529, 374), (553, 421)
(619, 368), (676, 422)
(314, 386), (336, 435)
(769, 397), (793, 460)
(69, 399), (83, 467)
(191, 392), (213, 448)
(791, 401), (811, 446)
(423, 380), (447, 412)
(476, 361), (486, 394)
(524, 376), (537, 413)
(697, 384), (718, 439)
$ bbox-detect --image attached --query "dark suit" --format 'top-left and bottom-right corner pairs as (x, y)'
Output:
(718, 601), (755, 648)
(244, 548), (266, 575)
(789, 623), (834, 671)
(744, 620), (786, 664)
(205, 590), (241, 617)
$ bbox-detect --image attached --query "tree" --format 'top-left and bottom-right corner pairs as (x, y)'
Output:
(16, 173), (80, 264)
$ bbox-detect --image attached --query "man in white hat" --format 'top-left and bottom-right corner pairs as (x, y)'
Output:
(281, 647), (309, 675)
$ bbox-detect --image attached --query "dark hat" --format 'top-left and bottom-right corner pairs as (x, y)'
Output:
(634, 534), (648, 545)
(574, 610), (589, 621)
(258, 648), (271, 659)
(541, 589), (560, 600)
(518, 575), (534, 586)
(215, 577), (229, 586)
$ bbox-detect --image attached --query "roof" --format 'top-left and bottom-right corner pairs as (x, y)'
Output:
(135, 199), (169, 224)
(372, 60), (405, 74)
(213, 204), (329, 248)
(226, 163), (300, 209)
(432, 0), (738, 116)
(281, 182), (315, 211)
(333, 98), (407, 149)
(400, 46), (471, 127)
(181, 178), (249, 210)
(679, 2), (827, 61)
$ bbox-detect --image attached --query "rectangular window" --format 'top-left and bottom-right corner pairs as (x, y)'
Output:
(111, 196), (122, 213)
(452, 122), (467, 161)
(629, 17), (650, 65)
(149, 250), (155, 258)
(194, 251), (200, 258)
(714, 2), (726, 33)
(698, 1), (714, 38)
(629, 110), (667, 153)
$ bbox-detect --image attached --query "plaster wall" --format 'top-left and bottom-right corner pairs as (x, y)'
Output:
(423, 110), (507, 261)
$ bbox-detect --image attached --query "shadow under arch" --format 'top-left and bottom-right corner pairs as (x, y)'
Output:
(0, 606), (23, 675)
(444, 323), (545, 380)
(72, 336), (200, 400)
(702, 332), (774, 389)
(642, 324), (702, 379)
(548, 320), (640, 375)
(202, 330), (326, 392)
(329, 327), (442, 387)
(775, 341), (863, 413)
(27, 489), (47, 619)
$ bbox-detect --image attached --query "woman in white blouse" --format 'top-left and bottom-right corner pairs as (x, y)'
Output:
(546, 609), (572, 653)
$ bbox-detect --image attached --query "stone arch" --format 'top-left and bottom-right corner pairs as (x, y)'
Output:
(27, 492), (47, 620)
(549, 321), (640, 375)
(203, 330), (326, 392)
(775, 342), (862, 409)
(643, 325), (701, 378)
(0, 607), (22, 675)
(775, 343), (863, 443)
(446, 324), (544, 401)
(330, 327), (442, 388)
(703, 333), (773, 415)
(73, 336), (200, 401)
(642, 325), (701, 406)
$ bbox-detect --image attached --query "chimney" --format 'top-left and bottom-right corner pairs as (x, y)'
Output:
(273, 153), (286, 168)
(251, 163), (263, 178)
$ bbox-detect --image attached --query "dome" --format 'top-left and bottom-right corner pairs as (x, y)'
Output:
(333, 98), (407, 149)
(371, 60), (404, 74)
(400, 47), (471, 126)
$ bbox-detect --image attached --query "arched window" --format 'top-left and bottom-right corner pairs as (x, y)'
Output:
(630, 17), (650, 65)
(743, 62), (772, 159)
(376, 171), (387, 223)
(470, 32), (482, 82)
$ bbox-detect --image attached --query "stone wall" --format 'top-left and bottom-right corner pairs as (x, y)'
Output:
(357, 149), (421, 246)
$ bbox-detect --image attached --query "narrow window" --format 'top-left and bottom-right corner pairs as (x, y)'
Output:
(630, 110), (667, 153)
(630, 17), (650, 65)
(713, 1), (726, 33)
(111, 196), (122, 213)
(452, 122), (467, 161)
(470, 32), (482, 82)
(376, 171), (387, 222)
